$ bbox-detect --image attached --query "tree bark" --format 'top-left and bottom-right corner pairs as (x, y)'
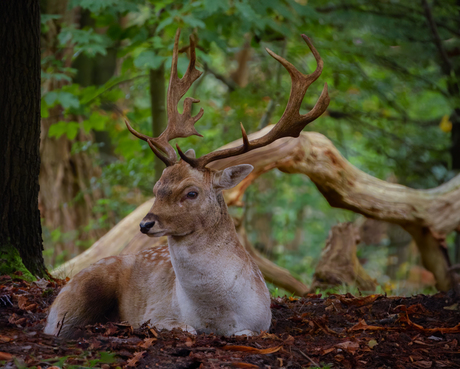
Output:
(56, 126), (460, 291)
(150, 63), (167, 183)
(0, 1), (46, 278)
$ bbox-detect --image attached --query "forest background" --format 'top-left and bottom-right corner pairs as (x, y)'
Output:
(38, 0), (460, 295)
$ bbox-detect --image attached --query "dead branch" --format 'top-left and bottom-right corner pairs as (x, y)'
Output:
(55, 125), (460, 292)
(311, 222), (377, 292)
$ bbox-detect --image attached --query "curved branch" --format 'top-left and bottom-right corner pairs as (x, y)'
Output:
(208, 125), (460, 291)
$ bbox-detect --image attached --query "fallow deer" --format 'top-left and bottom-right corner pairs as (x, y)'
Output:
(44, 30), (329, 338)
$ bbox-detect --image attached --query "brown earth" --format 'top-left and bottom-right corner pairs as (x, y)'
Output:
(1, 273), (460, 369)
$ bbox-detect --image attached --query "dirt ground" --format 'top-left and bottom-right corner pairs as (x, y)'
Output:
(1, 273), (460, 369)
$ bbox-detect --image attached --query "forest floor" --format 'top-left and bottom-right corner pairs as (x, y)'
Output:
(1, 273), (460, 369)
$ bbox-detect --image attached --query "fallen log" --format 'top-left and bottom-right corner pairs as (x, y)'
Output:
(55, 125), (460, 291)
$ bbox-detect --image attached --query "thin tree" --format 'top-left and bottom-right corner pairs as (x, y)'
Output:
(0, 1), (46, 278)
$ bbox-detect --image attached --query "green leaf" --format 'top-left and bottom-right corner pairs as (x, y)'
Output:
(48, 121), (80, 140)
(156, 16), (173, 33)
(43, 91), (80, 109)
(182, 15), (206, 29)
(83, 112), (110, 132)
(134, 50), (166, 69)
(41, 101), (49, 118)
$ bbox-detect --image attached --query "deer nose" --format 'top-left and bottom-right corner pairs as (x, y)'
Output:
(140, 221), (155, 234)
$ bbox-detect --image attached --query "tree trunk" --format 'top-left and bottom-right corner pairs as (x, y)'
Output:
(311, 223), (377, 292)
(0, 1), (46, 278)
(150, 63), (167, 183)
(40, 2), (109, 264)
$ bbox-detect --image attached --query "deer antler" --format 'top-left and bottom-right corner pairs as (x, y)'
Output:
(179, 34), (329, 168)
(125, 29), (204, 166)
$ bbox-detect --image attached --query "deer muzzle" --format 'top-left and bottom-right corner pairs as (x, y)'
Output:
(140, 220), (155, 234)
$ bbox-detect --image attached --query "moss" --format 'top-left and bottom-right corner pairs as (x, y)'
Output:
(0, 244), (36, 282)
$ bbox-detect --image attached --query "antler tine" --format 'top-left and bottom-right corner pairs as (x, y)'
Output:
(188, 34), (330, 168)
(123, 118), (174, 166)
(124, 29), (205, 167)
(161, 30), (204, 141)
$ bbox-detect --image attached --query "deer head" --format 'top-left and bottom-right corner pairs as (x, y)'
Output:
(125, 29), (330, 237)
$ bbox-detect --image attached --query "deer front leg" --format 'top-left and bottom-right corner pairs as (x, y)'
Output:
(45, 256), (133, 338)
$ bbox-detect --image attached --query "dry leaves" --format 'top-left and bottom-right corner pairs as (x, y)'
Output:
(0, 352), (13, 360)
(138, 337), (156, 349)
(126, 351), (146, 367)
(335, 341), (359, 353)
(223, 345), (282, 354)
(0, 335), (12, 343)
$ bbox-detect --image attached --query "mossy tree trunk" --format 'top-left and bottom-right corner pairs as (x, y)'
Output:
(0, 1), (46, 278)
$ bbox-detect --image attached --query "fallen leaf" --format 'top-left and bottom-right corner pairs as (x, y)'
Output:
(139, 338), (156, 349)
(223, 345), (282, 354)
(368, 339), (378, 348)
(0, 335), (11, 343)
(17, 295), (28, 310)
(0, 352), (13, 360)
(260, 333), (279, 340)
(335, 341), (359, 353)
(24, 303), (36, 311)
(349, 319), (387, 332)
(283, 335), (295, 345)
(185, 337), (194, 347)
(88, 338), (101, 350)
(305, 293), (322, 299)
(126, 351), (146, 367)
(443, 303), (458, 311)
(321, 348), (335, 355)
(32, 278), (49, 289)
(104, 323), (118, 336)
(337, 294), (381, 307)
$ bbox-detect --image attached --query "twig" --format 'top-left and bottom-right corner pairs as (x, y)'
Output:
(421, 0), (453, 76)
(56, 312), (67, 337)
(295, 348), (319, 367)
(203, 63), (238, 92)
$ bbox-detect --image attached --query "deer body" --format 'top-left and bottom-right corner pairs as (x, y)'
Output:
(45, 30), (329, 338)
(45, 161), (271, 337)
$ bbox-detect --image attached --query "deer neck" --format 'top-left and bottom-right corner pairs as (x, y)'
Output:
(167, 194), (246, 299)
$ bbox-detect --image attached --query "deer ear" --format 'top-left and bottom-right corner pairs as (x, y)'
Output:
(213, 164), (253, 191)
(184, 149), (196, 158)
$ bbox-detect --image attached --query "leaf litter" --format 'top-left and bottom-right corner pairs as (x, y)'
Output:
(0, 274), (460, 368)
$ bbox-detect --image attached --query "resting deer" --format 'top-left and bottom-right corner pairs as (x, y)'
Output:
(44, 30), (329, 338)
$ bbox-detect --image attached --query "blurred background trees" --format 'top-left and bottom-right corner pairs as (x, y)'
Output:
(39, 0), (459, 294)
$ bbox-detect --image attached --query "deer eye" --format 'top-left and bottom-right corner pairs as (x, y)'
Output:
(186, 191), (198, 199)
